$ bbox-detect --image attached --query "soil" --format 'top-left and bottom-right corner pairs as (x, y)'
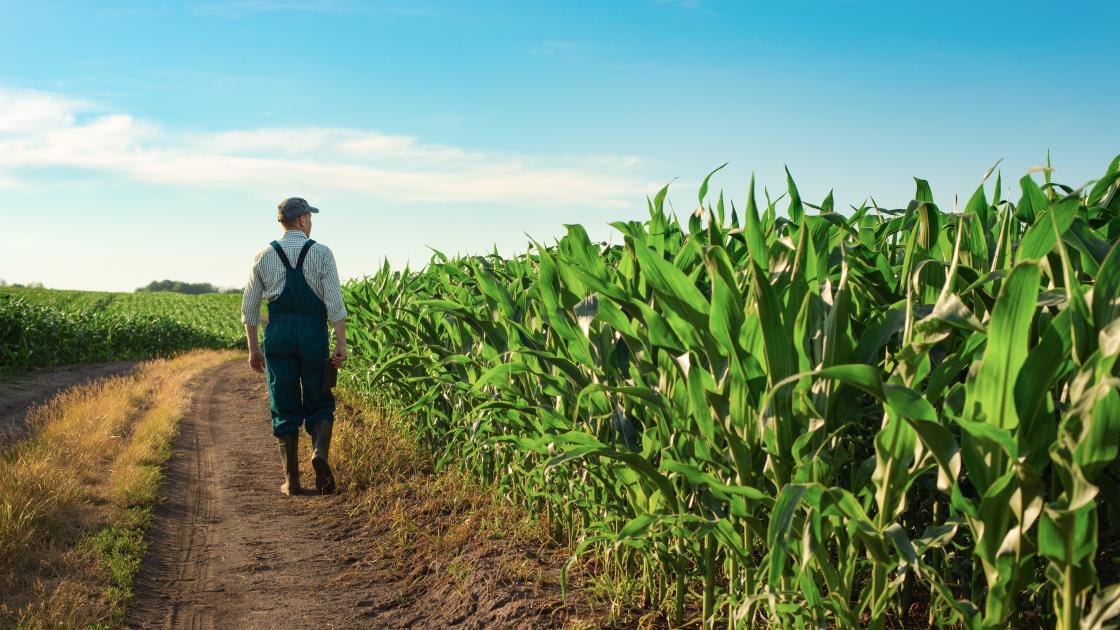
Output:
(126, 359), (590, 629)
(0, 361), (137, 442)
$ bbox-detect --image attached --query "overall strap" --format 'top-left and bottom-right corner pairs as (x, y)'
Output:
(295, 240), (316, 269)
(270, 241), (293, 271)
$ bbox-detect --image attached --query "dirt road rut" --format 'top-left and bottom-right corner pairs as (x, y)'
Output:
(127, 360), (387, 629)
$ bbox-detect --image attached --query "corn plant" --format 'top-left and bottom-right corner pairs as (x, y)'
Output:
(343, 156), (1120, 628)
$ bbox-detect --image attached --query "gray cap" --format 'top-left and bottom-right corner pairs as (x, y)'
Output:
(278, 197), (319, 221)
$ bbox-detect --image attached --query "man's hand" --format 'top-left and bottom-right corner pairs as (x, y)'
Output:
(249, 349), (266, 373)
(245, 324), (265, 374)
(331, 319), (348, 368)
(331, 345), (348, 368)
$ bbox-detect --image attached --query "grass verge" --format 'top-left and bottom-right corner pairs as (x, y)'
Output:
(0, 349), (237, 628)
(332, 384), (615, 629)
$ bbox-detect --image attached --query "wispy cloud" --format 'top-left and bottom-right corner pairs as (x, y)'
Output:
(0, 89), (91, 133)
(0, 87), (652, 209)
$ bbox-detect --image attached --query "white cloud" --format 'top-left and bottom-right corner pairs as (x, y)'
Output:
(0, 89), (88, 133)
(0, 87), (654, 208)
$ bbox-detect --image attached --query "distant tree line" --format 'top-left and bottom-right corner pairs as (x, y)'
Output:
(136, 280), (242, 295)
(0, 279), (44, 288)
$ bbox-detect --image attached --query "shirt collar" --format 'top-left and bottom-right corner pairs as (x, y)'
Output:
(281, 230), (308, 243)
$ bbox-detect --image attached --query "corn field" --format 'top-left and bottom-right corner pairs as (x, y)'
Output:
(342, 157), (1120, 628)
(0, 287), (244, 371)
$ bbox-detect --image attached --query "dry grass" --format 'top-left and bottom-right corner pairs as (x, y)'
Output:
(0, 349), (237, 628)
(332, 387), (611, 628)
(334, 389), (553, 569)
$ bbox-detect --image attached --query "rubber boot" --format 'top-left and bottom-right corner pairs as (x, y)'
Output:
(310, 421), (336, 495)
(278, 434), (302, 495)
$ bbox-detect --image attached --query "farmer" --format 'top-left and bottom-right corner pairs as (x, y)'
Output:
(241, 197), (348, 496)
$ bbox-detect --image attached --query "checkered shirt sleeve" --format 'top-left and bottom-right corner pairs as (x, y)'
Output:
(241, 232), (348, 326)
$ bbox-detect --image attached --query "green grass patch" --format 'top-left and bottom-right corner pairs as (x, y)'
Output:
(76, 510), (152, 626)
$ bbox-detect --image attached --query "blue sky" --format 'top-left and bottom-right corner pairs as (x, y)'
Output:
(2, 0), (1118, 291)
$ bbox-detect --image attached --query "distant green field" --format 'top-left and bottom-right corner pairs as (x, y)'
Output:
(0, 287), (246, 372)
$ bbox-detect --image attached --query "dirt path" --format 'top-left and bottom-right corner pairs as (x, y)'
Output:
(127, 359), (386, 629)
(0, 361), (137, 441)
(126, 358), (581, 629)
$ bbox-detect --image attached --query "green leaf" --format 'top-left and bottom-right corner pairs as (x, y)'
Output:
(616, 513), (660, 541)
(1017, 174), (1049, 224)
(662, 460), (770, 502)
(1087, 153), (1120, 207)
(767, 483), (809, 587)
(699, 162), (729, 206)
(1015, 195), (1077, 263)
(966, 261), (1041, 430)
(785, 166), (804, 223)
(913, 177), (934, 203)
(750, 260), (794, 382)
(1092, 241), (1120, 332)
(743, 173), (770, 271)
(707, 247), (745, 361)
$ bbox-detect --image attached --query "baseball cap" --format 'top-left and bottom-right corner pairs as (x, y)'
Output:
(278, 197), (320, 221)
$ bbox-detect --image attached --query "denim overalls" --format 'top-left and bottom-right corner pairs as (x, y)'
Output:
(263, 239), (334, 437)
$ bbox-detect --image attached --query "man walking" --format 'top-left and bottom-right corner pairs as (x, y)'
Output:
(242, 197), (348, 495)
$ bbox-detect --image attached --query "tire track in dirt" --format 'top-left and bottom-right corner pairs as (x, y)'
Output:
(164, 374), (220, 630)
(127, 359), (388, 629)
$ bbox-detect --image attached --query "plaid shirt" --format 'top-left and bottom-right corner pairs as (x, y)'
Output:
(241, 230), (348, 325)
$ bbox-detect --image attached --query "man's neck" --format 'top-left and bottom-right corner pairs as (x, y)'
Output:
(282, 229), (309, 240)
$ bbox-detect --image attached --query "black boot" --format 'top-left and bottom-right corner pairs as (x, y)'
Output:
(278, 434), (302, 495)
(310, 421), (336, 495)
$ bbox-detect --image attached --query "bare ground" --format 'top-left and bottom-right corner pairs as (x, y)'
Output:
(126, 359), (591, 629)
(0, 361), (137, 442)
